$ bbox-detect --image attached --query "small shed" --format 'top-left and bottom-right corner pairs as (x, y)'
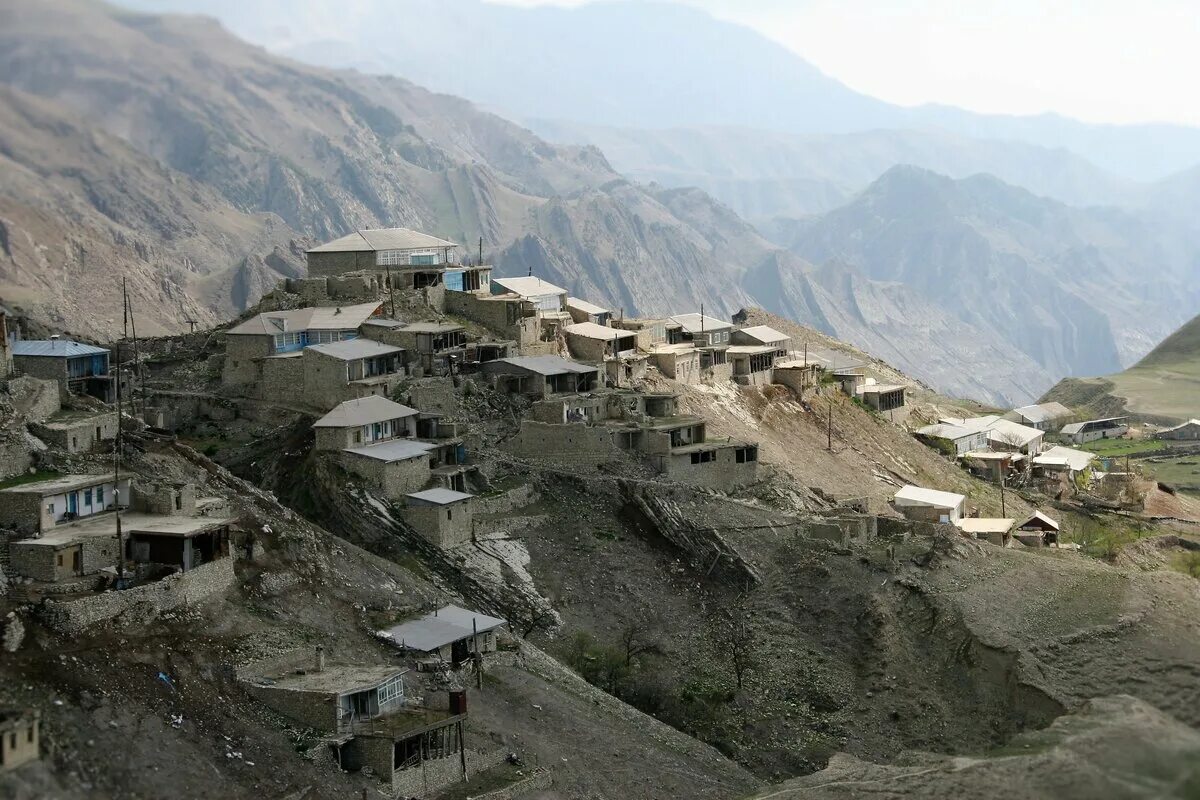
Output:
(893, 485), (966, 523)
(1015, 511), (1060, 547)
(403, 488), (474, 549)
(377, 605), (507, 664)
(956, 517), (1015, 546)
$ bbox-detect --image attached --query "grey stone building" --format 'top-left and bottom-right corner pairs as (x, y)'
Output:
(402, 488), (474, 549)
(312, 396), (420, 452)
(11, 339), (114, 402)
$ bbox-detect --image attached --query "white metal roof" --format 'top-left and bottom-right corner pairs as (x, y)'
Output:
(893, 485), (966, 509)
(313, 396), (418, 428)
(485, 355), (598, 376)
(12, 340), (108, 358)
(956, 518), (1015, 534)
(1018, 511), (1060, 531)
(305, 339), (404, 361)
(946, 415), (1043, 448)
(406, 488), (473, 505)
(307, 228), (459, 253)
(227, 302), (383, 335)
(377, 604), (506, 652)
(667, 313), (731, 334)
(566, 297), (609, 315)
(491, 276), (567, 298)
(735, 325), (789, 345)
(1007, 402), (1073, 424)
(1061, 417), (1129, 435)
(1034, 446), (1096, 472)
(916, 423), (977, 441)
(563, 322), (633, 341)
(401, 321), (464, 333)
(343, 439), (436, 463)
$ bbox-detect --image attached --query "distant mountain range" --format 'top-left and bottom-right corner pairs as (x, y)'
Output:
(120, 0), (1200, 183)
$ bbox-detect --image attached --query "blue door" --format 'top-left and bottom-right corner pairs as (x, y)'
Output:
(67, 492), (77, 515)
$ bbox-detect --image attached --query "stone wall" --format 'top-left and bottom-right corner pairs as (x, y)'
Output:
(30, 412), (118, 454)
(0, 493), (45, 536)
(223, 336), (272, 387)
(445, 292), (538, 347)
(391, 747), (507, 799)
(7, 376), (62, 422)
(403, 502), (473, 549)
(40, 556), (235, 635)
(306, 250), (377, 278)
(243, 683), (340, 733)
(341, 453), (431, 500)
(12, 356), (69, 399)
(701, 362), (733, 385)
(130, 482), (196, 516)
(475, 484), (539, 515)
(502, 421), (622, 466)
(315, 427), (355, 452)
(257, 355), (306, 403)
(302, 350), (351, 410)
(283, 274), (381, 305)
(655, 445), (758, 490)
(472, 768), (553, 800)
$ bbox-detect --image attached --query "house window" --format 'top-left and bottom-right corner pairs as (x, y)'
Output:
(96, 487), (104, 506)
(446, 509), (452, 521)
(47, 503), (54, 515)
(377, 675), (404, 705)
(96, 426), (102, 439)
(56, 555), (63, 567)
(26, 728), (32, 743)
(353, 430), (362, 444)
(84, 488), (93, 506)
(72, 436), (78, 450)
(735, 447), (758, 463)
(690, 451), (715, 464)
(175, 495), (182, 511)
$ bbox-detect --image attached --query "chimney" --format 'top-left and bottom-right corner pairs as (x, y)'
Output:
(50, 334), (60, 349)
(314, 645), (325, 673)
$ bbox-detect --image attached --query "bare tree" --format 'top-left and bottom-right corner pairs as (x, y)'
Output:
(618, 619), (664, 667)
(717, 596), (757, 691)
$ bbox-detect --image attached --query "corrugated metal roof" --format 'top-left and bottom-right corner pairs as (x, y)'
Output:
(306, 339), (403, 361)
(313, 396), (418, 428)
(667, 313), (731, 334)
(406, 488), (473, 505)
(916, 423), (976, 440)
(377, 604), (506, 652)
(735, 325), (789, 344)
(307, 228), (459, 253)
(491, 276), (567, 298)
(485, 356), (598, 376)
(893, 485), (966, 508)
(227, 302), (383, 335)
(343, 439), (436, 462)
(11, 340), (108, 358)
(566, 297), (609, 315)
(1008, 402), (1073, 424)
(563, 322), (631, 341)
(401, 322), (464, 333)
(1035, 446), (1095, 472)
(1018, 511), (1060, 531)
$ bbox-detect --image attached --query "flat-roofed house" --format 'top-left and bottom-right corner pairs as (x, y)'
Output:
(30, 410), (118, 454)
(649, 343), (701, 385)
(377, 605), (507, 663)
(12, 340), (114, 403)
(1060, 417), (1129, 444)
(727, 345), (778, 386)
(478, 356), (599, 399)
(490, 276), (567, 313)
(566, 297), (612, 326)
(893, 485), (966, 523)
(615, 317), (667, 349)
(403, 488), (475, 548)
(667, 314), (733, 380)
(0, 473), (131, 535)
(340, 439), (439, 500)
(0, 709), (40, 772)
(856, 380), (908, 414)
(956, 517), (1015, 546)
(313, 397), (420, 451)
(222, 301), (383, 387)
(732, 325), (791, 356)
(1003, 402), (1074, 431)
(302, 339), (407, 410)
(1155, 419), (1200, 441)
(563, 322), (647, 386)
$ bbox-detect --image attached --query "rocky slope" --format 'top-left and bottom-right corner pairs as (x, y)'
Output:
(773, 166), (1200, 394)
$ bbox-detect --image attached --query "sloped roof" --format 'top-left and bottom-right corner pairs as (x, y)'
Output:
(307, 228), (459, 253)
(1160, 419), (1200, 434)
(563, 322), (633, 341)
(343, 439), (436, 462)
(377, 605), (506, 652)
(406, 488), (473, 505)
(313, 396), (418, 428)
(1034, 446), (1096, 472)
(893, 485), (966, 509)
(668, 313), (731, 334)
(227, 302), (383, 335)
(566, 297), (609, 315)
(1018, 511), (1060, 531)
(491, 276), (567, 298)
(485, 356), (598, 376)
(306, 339), (403, 361)
(1008, 402), (1073, 424)
(945, 415), (1043, 448)
(1061, 417), (1129, 435)
(735, 325), (789, 345)
(916, 423), (977, 441)
(12, 340), (108, 358)
(956, 518), (1015, 534)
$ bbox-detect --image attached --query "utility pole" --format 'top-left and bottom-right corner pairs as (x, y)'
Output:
(126, 288), (145, 424)
(122, 277), (129, 341)
(999, 471), (1006, 517)
(184, 318), (198, 335)
(113, 333), (125, 588)
(827, 399), (833, 451)
(472, 617), (483, 691)
(384, 264), (397, 318)
(478, 237), (483, 266)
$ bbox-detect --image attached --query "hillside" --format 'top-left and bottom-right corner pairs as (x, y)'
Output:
(1041, 313), (1200, 423)
(773, 166), (1200, 394)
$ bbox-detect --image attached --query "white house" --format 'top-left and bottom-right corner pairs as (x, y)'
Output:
(491, 276), (568, 313)
(893, 485), (966, 523)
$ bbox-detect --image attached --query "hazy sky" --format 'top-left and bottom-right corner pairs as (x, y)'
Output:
(492, 0), (1200, 126)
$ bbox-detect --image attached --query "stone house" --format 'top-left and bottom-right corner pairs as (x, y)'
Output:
(566, 297), (612, 326)
(649, 344), (701, 384)
(956, 517), (1015, 546)
(444, 291), (540, 348)
(340, 439), (439, 500)
(29, 410), (118, 454)
(388, 322), (468, 375)
(0, 304), (14, 378)
(306, 228), (491, 292)
(0, 473), (131, 535)
(402, 488), (474, 548)
(377, 605), (507, 663)
(0, 709), (39, 772)
(1031, 445), (1097, 485)
(490, 276), (567, 314)
(529, 390), (679, 426)
(1003, 402), (1074, 432)
(727, 345), (777, 386)
(892, 485), (966, 523)
(301, 339), (407, 410)
(731, 325), (791, 355)
(11, 339), (114, 403)
(614, 317), (667, 349)
(562, 322), (637, 363)
(222, 301), (384, 388)
(772, 360), (823, 395)
(667, 314), (732, 380)
(313, 396), (420, 452)
(478, 356), (599, 399)
(1156, 419), (1200, 440)
(646, 438), (759, 490)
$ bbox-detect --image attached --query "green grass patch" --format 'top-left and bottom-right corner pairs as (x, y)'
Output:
(1140, 456), (1200, 495)
(0, 470), (61, 489)
(1079, 438), (1164, 456)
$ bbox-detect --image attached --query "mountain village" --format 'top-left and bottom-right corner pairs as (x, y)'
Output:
(1, 227), (1198, 799)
